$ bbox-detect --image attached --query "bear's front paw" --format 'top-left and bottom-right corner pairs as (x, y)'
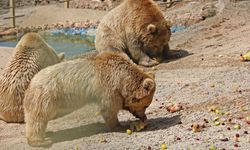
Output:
(139, 58), (159, 67)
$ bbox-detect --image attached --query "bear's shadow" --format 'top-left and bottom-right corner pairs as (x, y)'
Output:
(163, 49), (192, 63)
(46, 115), (181, 145)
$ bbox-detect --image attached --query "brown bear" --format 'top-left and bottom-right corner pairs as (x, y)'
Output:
(95, 0), (171, 67)
(23, 52), (156, 147)
(0, 32), (64, 123)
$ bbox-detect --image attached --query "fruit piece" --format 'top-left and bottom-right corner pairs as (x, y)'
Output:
(191, 123), (201, 132)
(209, 146), (217, 150)
(246, 116), (250, 124)
(227, 118), (232, 123)
(240, 50), (250, 61)
(166, 103), (183, 113)
(95, 112), (101, 116)
(134, 121), (146, 131)
(209, 106), (217, 112)
(235, 134), (240, 142)
(152, 67), (157, 71)
(240, 107), (247, 112)
(215, 109), (221, 114)
(234, 124), (241, 129)
(213, 117), (220, 121)
(214, 121), (220, 126)
(161, 144), (167, 150)
(126, 129), (132, 135)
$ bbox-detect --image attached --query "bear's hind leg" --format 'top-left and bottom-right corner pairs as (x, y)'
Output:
(25, 116), (52, 147)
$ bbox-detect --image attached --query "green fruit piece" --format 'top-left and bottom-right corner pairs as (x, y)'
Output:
(126, 129), (132, 135)
(209, 146), (217, 150)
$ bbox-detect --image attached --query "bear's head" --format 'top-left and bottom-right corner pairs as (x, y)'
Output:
(140, 20), (171, 62)
(122, 77), (156, 121)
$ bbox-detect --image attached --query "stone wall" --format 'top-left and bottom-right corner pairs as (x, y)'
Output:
(71, 0), (123, 11)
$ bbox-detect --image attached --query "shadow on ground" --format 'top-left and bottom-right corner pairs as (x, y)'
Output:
(46, 115), (181, 145)
(163, 49), (192, 63)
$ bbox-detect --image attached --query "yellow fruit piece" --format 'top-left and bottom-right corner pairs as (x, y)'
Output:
(209, 106), (217, 112)
(241, 50), (250, 61)
(152, 67), (157, 71)
(213, 117), (220, 121)
(126, 129), (132, 135)
(95, 112), (101, 116)
(214, 121), (220, 126)
(234, 124), (241, 129)
(240, 107), (247, 112)
(161, 143), (167, 150)
(215, 109), (220, 114)
(134, 121), (146, 131)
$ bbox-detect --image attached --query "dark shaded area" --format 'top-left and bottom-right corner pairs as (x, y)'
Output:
(164, 49), (192, 63)
(46, 115), (181, 145)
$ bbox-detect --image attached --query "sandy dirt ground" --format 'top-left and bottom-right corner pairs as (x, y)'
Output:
(0, 0), (250, 150)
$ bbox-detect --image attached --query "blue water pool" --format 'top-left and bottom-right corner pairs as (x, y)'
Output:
(0, 26), (187, 58)
(0, 28), (96, 58)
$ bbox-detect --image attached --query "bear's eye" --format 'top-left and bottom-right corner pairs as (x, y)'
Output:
(152, 29), (159, 36)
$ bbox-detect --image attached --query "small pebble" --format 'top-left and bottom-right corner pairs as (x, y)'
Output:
(220, 138), (229, 142)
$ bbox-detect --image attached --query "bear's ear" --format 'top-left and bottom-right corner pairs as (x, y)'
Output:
(165, 20), (172, 28)
(143, 78), (155, 92)
(147, 24), (157, 34)
(135, 78), (155, 99)
(58, 52), (65, 61)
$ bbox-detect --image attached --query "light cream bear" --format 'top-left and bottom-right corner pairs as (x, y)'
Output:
(95, 0), (171, 67)
(0, 32), (64, 123)
(24, 52), (155, 147)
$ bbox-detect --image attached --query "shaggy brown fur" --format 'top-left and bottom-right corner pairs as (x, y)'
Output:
(23, 52), (155, 147)
(95, 0), (171, 67)
(0, 32), (64, 123)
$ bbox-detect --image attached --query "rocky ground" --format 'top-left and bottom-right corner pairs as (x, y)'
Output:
(0, 0), (250, 150)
